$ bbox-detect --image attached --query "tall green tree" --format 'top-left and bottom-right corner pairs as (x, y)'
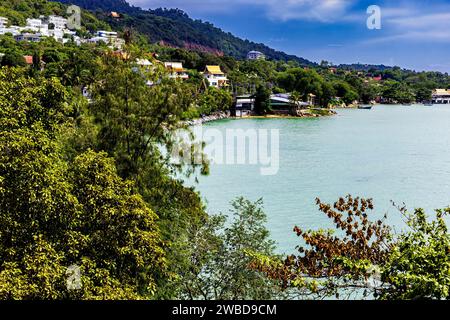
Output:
(89, 47), (211, 298)
(254, 84), (271, 115)
(183, 198), (283, 300)
(0, 68), (167, 299)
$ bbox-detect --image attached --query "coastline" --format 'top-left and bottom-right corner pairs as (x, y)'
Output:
(184, 111), (231, 126)
(186, 108), (337, 125)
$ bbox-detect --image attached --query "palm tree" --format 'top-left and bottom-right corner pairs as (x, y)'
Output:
(289, 91), (302, 116)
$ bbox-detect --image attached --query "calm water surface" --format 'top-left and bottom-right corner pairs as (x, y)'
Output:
(191, 105), (450, 253)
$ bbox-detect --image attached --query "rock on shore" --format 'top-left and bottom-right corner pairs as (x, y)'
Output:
(185, 111), (230, 126)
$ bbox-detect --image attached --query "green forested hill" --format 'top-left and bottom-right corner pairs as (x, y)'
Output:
(54, 0), (316, 65)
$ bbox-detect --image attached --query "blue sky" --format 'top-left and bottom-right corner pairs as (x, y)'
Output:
(128, 0), (450, 73)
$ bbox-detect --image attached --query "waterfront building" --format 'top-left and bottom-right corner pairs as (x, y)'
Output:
(247, 51), (265, 60)
(203, 65), (229, 88)
(164, 62), (189, 80)
(432, 89), (450, 104)
(269, 93), (310, 114)
(234, 95), (255, 117)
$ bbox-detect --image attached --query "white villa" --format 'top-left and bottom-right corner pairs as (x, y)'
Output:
(48, 15), (68, 29)
(203, 65), (228, 88)
(88, 31), (125, 49)
(247, 51), (265, 60)
(164, 62), (189, 80)
(26, 18), (43, 29)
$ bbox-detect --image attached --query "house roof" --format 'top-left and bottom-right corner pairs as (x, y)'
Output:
(205, 65), (224, 75)
(164, 62), (185, 72)
(433, 89), (450, 96)
(270, 94), (309, 106)
(23, 55), (33, 64)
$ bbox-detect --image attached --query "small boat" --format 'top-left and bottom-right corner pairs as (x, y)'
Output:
(358, 105), (372, 110)
(423, 101), (433, 106)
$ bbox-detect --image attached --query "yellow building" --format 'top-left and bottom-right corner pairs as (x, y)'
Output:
(164, 62), (189, 80)
(203, 65), (229, 88)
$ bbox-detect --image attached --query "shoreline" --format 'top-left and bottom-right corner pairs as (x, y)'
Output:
(186, 108), (337, 125)
(184, 111), (231, 126)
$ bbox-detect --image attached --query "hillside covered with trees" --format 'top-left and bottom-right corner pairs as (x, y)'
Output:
(0, 0), (449, 301)
(54, 0), (315, 65)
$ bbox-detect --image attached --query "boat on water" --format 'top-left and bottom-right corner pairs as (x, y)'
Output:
(423, 101), (433, 106)
(358, 105), (372, 110)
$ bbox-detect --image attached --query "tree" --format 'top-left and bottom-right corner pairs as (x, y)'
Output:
(0, 68), (167, 299)
(289, 91), (302, 115)
(251, 195), (450, 300)
(183, 198), (283, 300)
(360, 82), (379, 104)
(277, 68), (335, 108)
(196, 86), (233, 115)
(1, 51), (26, 67)
(380, 206), (450, 300)
(89, 48), (210, 298)
(415, 87), (433, 103)
(254, 84), (271, 115)
(382, 80), (415, 103)
(333, 81), (359, 105)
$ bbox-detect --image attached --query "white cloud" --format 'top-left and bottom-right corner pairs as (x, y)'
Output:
(364, 3), (450, 44)
(128, 0), (356, 22)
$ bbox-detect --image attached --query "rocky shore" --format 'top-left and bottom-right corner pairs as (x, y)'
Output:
(185, 108), (336, 126)
(185, 111), (230, 126)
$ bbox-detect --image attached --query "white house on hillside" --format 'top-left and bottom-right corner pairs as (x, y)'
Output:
(26, 18), (43, 29)
(164, 62), (189, 80)
(94, 31), (125, 49)
(48, 15), (67, 29)
(0, 17), (8, 26)
(203, 65), (228, 88)
(247, 51), (265, 60)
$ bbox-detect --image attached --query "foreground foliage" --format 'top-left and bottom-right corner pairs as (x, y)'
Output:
(250, 196), (450, 300)
(183, 198), (283, 300)
(0, 69), (166, 299)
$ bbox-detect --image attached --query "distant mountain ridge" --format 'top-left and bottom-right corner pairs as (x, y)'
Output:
(54, 0), (316, 65)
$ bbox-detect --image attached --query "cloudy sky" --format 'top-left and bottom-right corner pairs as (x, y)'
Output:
(128, 0), (450, 72)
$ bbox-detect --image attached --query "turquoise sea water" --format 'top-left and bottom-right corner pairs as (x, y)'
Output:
(191, 105), (450, 253)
